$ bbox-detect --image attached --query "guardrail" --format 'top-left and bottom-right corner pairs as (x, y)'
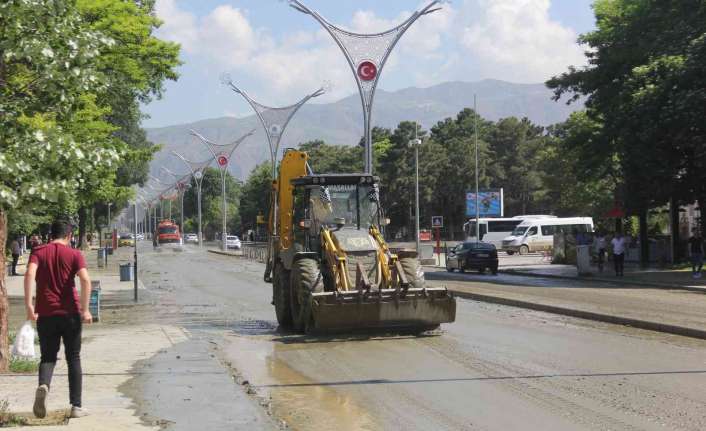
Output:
(240, 242), (267, 263)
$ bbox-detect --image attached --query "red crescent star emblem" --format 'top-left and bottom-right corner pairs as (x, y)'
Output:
(357, 60), (378, 81)
(217, 155), (228, 167)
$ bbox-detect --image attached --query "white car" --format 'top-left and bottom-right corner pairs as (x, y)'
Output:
(224, 235), (242, 250)
(184, 233), (198, 243)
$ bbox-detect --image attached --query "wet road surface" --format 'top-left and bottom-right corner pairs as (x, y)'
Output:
(138, 244), (706, 431)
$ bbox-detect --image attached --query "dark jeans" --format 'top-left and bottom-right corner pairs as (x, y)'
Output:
(11, 253), (19, 275)
(37, 315), (82, 407)
(613, 253), (625, 276)
(692, 253), (704, 273)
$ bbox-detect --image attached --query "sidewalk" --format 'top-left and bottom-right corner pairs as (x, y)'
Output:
(1, 246), (185, 429)
(498, 262), (706, 292)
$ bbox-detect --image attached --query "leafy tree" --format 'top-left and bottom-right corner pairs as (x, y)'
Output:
(239, 163), (273, 237)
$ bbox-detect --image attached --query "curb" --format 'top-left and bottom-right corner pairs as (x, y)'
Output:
(498, 269), (706, 294)
(207, 249), (243, 257)
(449, 289), (706, 341)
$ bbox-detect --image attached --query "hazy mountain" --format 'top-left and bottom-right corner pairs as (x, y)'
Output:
(146, 79), (581, 181)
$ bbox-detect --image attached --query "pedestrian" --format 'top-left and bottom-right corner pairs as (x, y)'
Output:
(23, 218), (92, 419)
(688, 232), (704, 279)
(29, 234), (40, 251)
(10, 237), (22, 276)
(611, 232), (628, 277)
(593, 231), (607, 273)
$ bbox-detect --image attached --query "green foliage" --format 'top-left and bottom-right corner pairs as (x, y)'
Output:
(0, 398), (28, 427)
(180, 168), (242, 238)
(547, 0), (706, 215)
(9, 357), (39, 373)
(239, 163), (273, 233)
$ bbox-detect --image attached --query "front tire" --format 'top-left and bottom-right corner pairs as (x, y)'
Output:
(290, 258), (322, 333)
(506, 251), (515, 256)
(273, 263), (292, 329)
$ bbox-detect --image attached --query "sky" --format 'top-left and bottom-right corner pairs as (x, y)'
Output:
(144, 0), (597, 128)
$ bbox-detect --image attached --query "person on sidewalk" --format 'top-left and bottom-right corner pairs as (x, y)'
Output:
(688, 233), (704, 279)
(611, 232), (628, 277)
(593, 231), (607, 273)
(23, 219), (92, 419)
(10, 237), (21, 276)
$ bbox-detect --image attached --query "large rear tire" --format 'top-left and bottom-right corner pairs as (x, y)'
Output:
(399, 257), (425, 289)
(273, 263), (292, 329)
(290, 258), (322, 333)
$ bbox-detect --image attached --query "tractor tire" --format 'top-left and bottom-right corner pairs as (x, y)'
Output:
(290, 258), (322, 333)
(399, 257), (425, 289)
(273, 263), (292, 329)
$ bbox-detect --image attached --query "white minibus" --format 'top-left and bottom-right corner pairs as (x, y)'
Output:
(464, 216), (557, 249)
(501, 217), (594, 255)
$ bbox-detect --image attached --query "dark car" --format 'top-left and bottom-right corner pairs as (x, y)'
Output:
(446, 241), (499, 275)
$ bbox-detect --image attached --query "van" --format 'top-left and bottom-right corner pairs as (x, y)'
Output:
(501, 217), (594, 255)
(464, 215), (557, 249)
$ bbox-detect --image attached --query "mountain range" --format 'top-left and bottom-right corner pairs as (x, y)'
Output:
(145, 79), (582, 181)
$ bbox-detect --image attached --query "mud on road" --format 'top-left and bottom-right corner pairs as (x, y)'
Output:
(128, 245), (706, 431)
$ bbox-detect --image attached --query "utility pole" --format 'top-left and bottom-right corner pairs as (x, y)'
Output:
(409, 122), (422, 255)
(474, 95), (480, 242)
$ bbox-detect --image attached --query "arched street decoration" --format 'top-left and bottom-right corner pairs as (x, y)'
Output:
(172, 152), (213, 247)
(222, 76), (325, 179)
(161, 167), (192, 234)
(189, 129), (255, 251)
(288, 0), (444, 174)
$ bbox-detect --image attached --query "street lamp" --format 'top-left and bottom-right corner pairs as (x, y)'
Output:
(172, 152), (212, 247)
(289, 0), (443, 173)
(161, 167), (191, 234)
(408, 123), (422, 256)
(190, 129), (254, 251)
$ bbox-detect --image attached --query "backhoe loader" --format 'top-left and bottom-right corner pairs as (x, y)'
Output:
(264, 149), (456, 333)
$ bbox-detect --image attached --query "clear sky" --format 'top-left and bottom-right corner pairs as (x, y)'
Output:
(145, 0), (597, 128)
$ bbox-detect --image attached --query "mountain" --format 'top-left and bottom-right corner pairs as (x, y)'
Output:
(145, 79), (581, 181)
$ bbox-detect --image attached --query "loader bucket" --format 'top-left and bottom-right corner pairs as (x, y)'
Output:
(308, 287), (456, 333)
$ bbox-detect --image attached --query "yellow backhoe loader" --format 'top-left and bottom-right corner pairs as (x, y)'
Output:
(264, 149), (456, 333)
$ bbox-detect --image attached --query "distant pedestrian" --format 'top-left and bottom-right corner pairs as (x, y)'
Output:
(23, 219), (92, 419)
(593, 231), (607, 273)
(10, 237), (22, 276)
(688, 233), (704, 279)
(611, 232), (628, 277)
(29, 234), (41, 251)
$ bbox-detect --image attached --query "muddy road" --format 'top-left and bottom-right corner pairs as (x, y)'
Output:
(137, 244), (706, 431)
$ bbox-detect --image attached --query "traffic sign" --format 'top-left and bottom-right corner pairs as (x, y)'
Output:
(357, 60), (378, 81)
(431, 216), (443, 228)
(217, 155), (228, 167)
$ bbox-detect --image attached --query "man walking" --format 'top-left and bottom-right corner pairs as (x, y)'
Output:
(689, 232), (704, 278)
(611, 232), (628, 277)
(23, 219), (92, 419)
(10, 237), (21, 276)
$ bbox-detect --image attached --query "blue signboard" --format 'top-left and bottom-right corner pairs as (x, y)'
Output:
(466, 189), (503, 217)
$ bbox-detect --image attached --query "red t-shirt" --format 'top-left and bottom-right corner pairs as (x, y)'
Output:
(30, 242), (86, 316)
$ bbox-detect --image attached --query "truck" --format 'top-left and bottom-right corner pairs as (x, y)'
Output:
(265, 150), (456, 334)
(156, 220), (182, 245)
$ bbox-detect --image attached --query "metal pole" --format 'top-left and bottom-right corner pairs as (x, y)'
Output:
(474, 94), (480, 242)
(414, 123), (421, 255)
(133, 201), (138, 302)
(221, 172), (227, 251)
(168, 200), (172, 221)
(180, 189), (184, 236)
(197, 183), (203, 247)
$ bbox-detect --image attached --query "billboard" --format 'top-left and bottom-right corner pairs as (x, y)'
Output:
(466, 189), (504, 217)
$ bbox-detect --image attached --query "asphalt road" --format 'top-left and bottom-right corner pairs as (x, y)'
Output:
(138, 244), (706, 431)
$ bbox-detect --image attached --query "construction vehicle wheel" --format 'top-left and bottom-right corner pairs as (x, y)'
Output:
(399, 257), (425, 289)
(290, 258), (321, 333)
(273, 263), (292, 329)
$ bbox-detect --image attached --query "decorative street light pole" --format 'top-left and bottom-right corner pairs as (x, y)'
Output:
(409, 122), (422, 255)
(161, 167), (191, 234)
(222, 78), (324, 280)
(289, 0), (443, 174)
(190, 129), (254, 251)
(173, 152), (212, 247)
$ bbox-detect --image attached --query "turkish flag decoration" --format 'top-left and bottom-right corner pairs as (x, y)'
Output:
(357, 60), (378, 82)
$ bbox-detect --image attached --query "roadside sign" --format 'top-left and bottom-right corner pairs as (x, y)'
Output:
(357, 60), (378, 81)
(217, 155), (228, 167)
(431, 216), (443, 228)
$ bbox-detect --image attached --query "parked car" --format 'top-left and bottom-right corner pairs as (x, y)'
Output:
(224, 235), (242, 250)
(135, 233), (145, 241)
(184, 233), (198, 243)
(446, 241), (499, 274)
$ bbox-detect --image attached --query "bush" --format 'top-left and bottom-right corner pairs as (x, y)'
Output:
(9, 358), (39, 374)
(0, 399), (28, 427)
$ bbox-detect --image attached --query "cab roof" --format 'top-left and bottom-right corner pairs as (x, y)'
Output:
(291, 174), (380, 186)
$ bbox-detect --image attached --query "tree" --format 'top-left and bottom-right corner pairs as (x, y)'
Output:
(547, 0), (706, 261)
(239, 163), (273, 237)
